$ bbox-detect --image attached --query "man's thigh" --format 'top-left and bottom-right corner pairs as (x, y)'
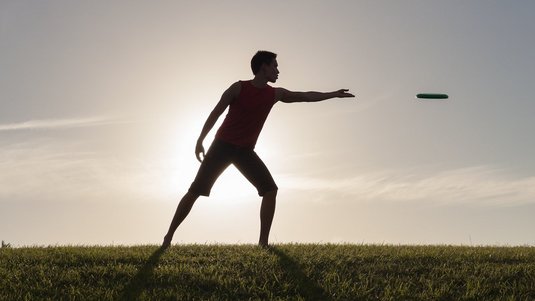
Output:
(233, 150), (278, 196)
(188, 141), (233, 196)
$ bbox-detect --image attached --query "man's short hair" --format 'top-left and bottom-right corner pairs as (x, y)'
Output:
(251, 51), (277, 75)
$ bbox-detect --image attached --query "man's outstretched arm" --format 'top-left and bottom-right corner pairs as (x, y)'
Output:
(276, 88), (355, 103)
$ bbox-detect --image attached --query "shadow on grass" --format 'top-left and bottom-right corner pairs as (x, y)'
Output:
(118, 246), (224, 300)
(119, 245), (332, 300)
(119, 246), (166, 300)
(269, 246), (333, 301)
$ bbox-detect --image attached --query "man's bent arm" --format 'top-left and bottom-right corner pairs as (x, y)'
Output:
(276, 88), (355, 103)
(195, 82), (240, 162)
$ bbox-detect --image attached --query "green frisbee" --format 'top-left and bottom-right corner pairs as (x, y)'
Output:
(416, 93), (449, 99)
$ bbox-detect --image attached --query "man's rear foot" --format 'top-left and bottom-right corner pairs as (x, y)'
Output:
(162, 235), (172, 249)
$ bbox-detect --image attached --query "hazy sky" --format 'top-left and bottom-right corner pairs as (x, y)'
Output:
(2, 1), (535, 246)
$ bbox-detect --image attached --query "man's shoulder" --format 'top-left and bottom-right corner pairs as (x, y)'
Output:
(273, 87), (289, 101)
(226, 81), (244, 96)
(236, 79), (252, 85)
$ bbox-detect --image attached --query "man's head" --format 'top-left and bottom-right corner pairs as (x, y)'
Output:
(251, 51), (279, 83)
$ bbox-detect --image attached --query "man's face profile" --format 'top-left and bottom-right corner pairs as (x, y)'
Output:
(263, 59), (279, 83)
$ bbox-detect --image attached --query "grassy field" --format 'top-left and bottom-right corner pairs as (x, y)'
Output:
(1, 244), (535, 300)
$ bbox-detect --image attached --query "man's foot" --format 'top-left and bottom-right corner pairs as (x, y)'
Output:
(162, 235), (172, 249)
(258, 241), (269, 249)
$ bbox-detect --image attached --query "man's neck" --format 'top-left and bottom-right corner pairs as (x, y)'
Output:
(251, 76), (268, 88)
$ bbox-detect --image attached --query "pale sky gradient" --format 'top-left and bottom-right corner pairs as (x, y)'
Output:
(2, 1), (535, 246)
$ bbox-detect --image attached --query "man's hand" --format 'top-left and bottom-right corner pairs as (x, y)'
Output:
(333, 89), (355, 98)
(195, 140), (205, 163)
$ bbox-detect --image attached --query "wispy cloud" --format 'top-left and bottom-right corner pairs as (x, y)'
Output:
(0, 139), (175, 204)
(0, 116), (123, 131)
(278, 166), (535, 206)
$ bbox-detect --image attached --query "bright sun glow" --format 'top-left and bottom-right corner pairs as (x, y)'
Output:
(168, 115), (266, 205)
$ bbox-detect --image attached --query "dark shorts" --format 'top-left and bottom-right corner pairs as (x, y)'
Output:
(188, 139), (278, 197)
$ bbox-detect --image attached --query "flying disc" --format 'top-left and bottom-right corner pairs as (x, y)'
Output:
(416, 93), (448, 99)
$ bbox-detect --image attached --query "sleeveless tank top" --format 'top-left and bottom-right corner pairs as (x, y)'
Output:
(215, 80), (276, 148)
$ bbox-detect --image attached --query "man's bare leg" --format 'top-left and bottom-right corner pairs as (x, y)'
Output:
(162, 191), (200, 248)
(259, 189), (277, 247)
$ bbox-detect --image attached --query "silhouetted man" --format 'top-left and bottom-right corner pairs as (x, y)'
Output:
(163, 51), (354, 248)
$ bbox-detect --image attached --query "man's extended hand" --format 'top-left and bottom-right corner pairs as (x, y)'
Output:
(195, 140), (205, 163)
(334, 89), (355, 98)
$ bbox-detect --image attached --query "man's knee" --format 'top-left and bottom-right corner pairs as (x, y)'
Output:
(186, 191), (201, 198)
(263, 189), (278, 198)
(183, 191), (201, 203)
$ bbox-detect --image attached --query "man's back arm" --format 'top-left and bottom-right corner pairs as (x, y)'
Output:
(197, 81), (241, 143)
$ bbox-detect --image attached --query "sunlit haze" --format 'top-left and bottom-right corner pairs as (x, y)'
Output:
(2, 1), (535, 246)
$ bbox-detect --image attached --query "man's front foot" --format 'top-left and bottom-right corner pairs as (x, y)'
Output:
(258, 240), (269, 249)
